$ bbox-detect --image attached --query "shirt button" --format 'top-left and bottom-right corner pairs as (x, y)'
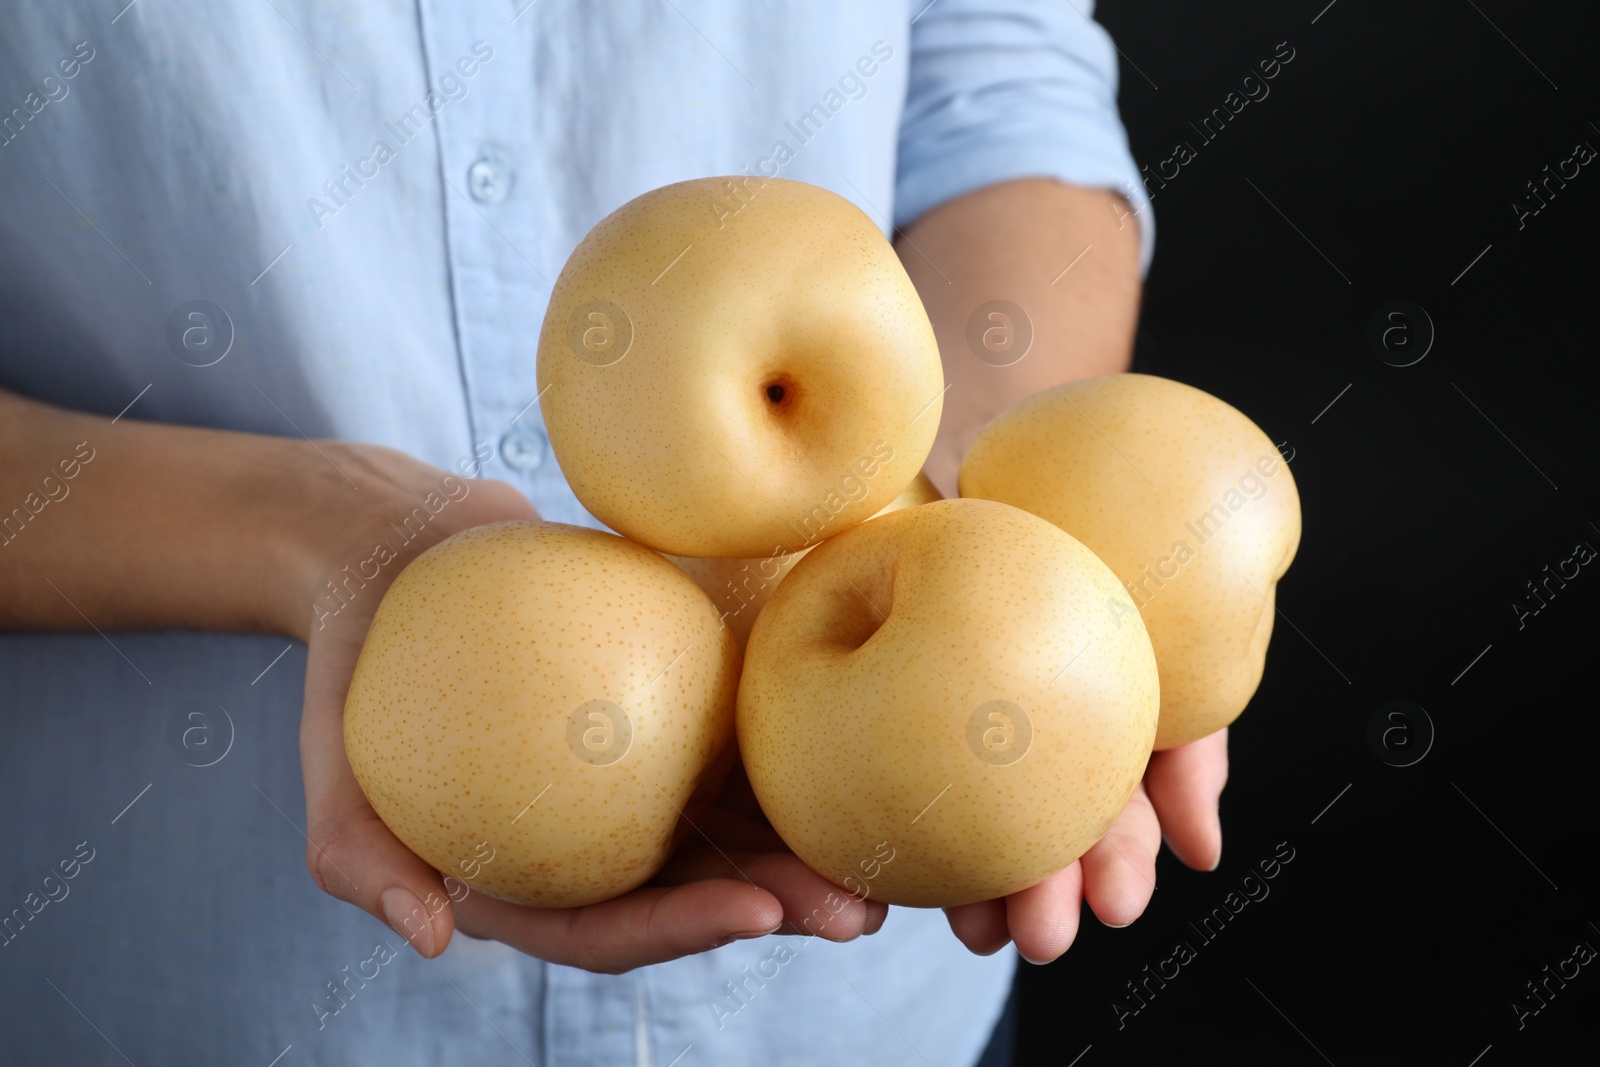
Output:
(468, 151), (514, 205)
(500, 425), (547, 471)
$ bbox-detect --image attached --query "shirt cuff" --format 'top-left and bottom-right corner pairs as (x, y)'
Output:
(895, 0), (1154, 277)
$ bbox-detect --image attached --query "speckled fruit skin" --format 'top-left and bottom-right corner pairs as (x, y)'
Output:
(959, 374), (1302, 750)
(343, 521), (741, 908)
(536, 176), (945, 559)
(668, 471), (943, 651)
(737, 498), (1160, 908)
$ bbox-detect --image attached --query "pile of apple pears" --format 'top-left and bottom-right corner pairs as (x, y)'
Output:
(343, 178), (1301, 912)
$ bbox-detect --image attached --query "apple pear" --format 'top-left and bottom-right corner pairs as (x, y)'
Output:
(343, 521), (741, 908)
(536, 176), (945, 558)
(668, 471), (942, 650)
(737, 498), (1160, 908)
(959, 374), (1302, 749)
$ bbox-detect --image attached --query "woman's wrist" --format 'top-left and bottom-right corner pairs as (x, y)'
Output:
(265, 439), (530, 644)
(258, 440), (437, 644)
(251, 438), (363, 644)
(893, 179), (1142, 494)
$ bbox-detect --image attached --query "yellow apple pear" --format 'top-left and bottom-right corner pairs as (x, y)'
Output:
(737, 498), (1160, 908)
(668, 471), (942, 650)
(343, 521), (741, 908)
(959, 374), (1302, 750)
(536, 176), (945, 558)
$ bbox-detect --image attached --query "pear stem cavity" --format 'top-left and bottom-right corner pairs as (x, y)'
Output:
(762, 375), (796, 412)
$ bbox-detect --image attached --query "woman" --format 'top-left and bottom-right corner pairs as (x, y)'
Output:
(0, 2), (1226, 1063)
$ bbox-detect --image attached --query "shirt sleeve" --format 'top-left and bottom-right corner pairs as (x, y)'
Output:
(895, 0), (1154, 275)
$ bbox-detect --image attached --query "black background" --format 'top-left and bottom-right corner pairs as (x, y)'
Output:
(1016, 1), (1598, 1063)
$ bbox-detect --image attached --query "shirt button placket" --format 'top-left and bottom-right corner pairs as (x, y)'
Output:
(499, 421), (548, 471)
(468, 148), (514, 205)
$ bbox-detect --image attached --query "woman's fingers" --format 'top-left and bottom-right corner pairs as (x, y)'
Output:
(943, 898), (1011, 956)
(656, 842), (878, 941)
(1005, 863), (1085, 964)
(300, 624), (459, 957)
(303, 800), (459, 958)
(453, 878), (784, 974)
(1078, 784), (1160, 929)
(953, 785), (1163, 964)
(294, 481), (541, 961)
(1144, 728), (1230, 871)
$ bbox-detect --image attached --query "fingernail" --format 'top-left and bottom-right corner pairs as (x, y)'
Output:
(711, 928), (775, 950)
(381, 887), (434, 956)
(1101, 919), (1133, 929)
(1019, 951), (1053, 965)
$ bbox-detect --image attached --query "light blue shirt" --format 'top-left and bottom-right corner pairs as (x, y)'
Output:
(0, 2), (1150, 1063)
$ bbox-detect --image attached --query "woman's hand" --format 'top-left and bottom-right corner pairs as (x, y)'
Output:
(294, 442), (537, 959)
(295, 444), (884, 971)
(449, 764), (887, 973)
(943, 728), (1229, 962)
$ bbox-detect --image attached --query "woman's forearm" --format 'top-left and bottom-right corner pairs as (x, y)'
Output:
(0, 388), (342, 641)
(895, 178), (1144, 492)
